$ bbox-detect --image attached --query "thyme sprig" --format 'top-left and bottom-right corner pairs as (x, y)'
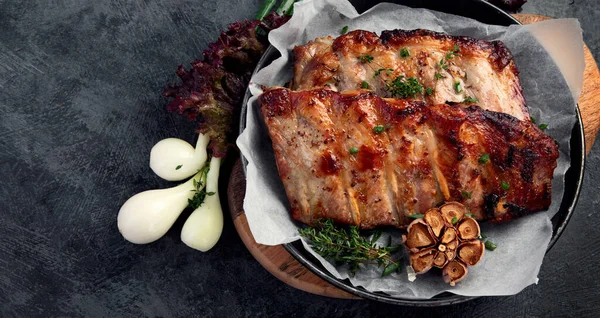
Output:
(188, 162), (215, 209)
(298, 219), (402, 276)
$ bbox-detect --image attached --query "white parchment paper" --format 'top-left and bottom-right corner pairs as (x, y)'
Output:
(236, 0), (583, 298)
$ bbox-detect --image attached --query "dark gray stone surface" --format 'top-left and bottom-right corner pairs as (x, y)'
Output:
(0, 0), (598, 316)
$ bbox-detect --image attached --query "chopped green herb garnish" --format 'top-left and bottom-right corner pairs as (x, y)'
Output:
(446, 52), (455, 60)
(425, 87), (434, 96)
(462, 191), (472, 199)
(530, 116), (537, 124)
(480, 232), (488, 240)
(501, 181), (510, 191)
(408, 214), (425, 219)
(361, 81), (370, 89)
(175, 164), (183, 170)
(373, 125), (385, 134)
(434, 72), (444, 80)
(453, 44), (460, 53)
(538, 123), (548, 131)
(451, 216), (458, 225)
(463, 96), (478, 103)
(454, 81), (462, 93)
(341, 25), (349, 34)
(386, 76), (423, 98)
(465, 212), (474, 218)
(374, 68), (393, 77)
(359, 55), (374, 63)
(349, 147), (359, 154)
(478, 153), (490, 164)
(484, 241), (497, 251)
(400, 47), (410, 58)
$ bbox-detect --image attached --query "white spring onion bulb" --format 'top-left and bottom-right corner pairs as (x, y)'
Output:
(180, 157), (223, 252)
(117, 171), (206, 244)
(149, 134), (209, 181)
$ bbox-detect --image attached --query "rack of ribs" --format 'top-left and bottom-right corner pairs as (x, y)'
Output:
(292, 29), (528, 120)
(259, 88), (558, 229)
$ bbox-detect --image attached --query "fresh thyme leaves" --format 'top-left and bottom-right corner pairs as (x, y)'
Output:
(188, 164), (215, 209)
(463, 96), (478, 103)
(386, 76), (423, 98)
(374, 68), (393, 77)
(361, 81), (370, 89)
(359, 54), (374, 63)
(400, 47), (410, 58)
(298, 219), (402, 276)
(340, 25), (349, 34)
(176, 164), (183, 170)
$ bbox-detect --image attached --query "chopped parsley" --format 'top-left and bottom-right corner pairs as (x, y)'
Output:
(386, 76), (423, 98)
(361, 81), (370, 89)
(408, 214), (424, 219)
(501, 181), (510, 191)
(349, 147), (359, 154)
(446, 52), (455, 60)
(437, 58), (449, 70)
(480, 233), (488, 240)
(451, 216), (458, 225)
(538, 123), (548, 131)
(463, 96), (478, 103)
(478, 153), (490, 164)
(454, 81), (462, 93)
(359, 55), (374, 63)
(484, 241), (497, 251)
(373, 125), (385, 134)
(175, 164), (183, 170)
(341, 25), (349, 34)
(400, 47), (410, 58)
(425, 87), (434, 96)
(434, 72), (445, 80)
(465, 212), (474, 218)
(374, 68), (393, 77)
(453, 44), (460, 53)
(530, 116), (537, 124)
(462, 191), (472, 199)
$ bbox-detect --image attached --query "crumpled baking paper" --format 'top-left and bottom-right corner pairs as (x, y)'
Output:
(236, 0), (583, 298)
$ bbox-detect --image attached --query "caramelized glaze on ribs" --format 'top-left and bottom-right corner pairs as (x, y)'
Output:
(260, 88), (558, 228)
(293, 29), (528, 120)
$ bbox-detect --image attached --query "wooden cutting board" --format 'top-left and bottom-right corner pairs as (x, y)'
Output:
(226, 14), (600, 299)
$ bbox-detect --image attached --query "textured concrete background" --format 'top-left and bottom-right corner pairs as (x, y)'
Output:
(0, 0), (598, 316)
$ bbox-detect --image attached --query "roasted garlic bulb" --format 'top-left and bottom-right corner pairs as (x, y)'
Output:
(404, 202), (485, 286)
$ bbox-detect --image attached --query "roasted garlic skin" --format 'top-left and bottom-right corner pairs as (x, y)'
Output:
(404, 202), (485, 286)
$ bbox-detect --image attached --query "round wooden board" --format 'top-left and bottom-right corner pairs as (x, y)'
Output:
(227, 14), (600, 299)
